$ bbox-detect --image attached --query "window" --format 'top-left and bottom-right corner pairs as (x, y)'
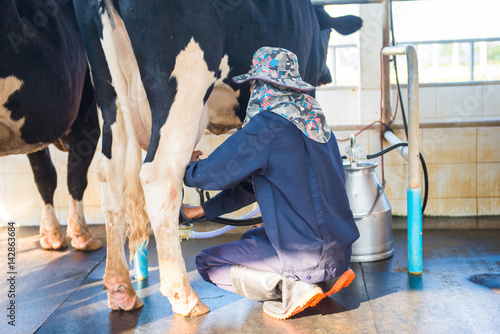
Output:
(323, 0), (500, 86)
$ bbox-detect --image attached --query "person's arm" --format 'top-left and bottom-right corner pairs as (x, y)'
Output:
(184, 116), (270, 190)
(183, 178), (255, 219)
(201, 177), (256, 219)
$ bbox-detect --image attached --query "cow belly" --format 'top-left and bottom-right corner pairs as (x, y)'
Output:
(0, 76), (46, 155)
(0, 124), (46, 156)
(206, 84), (242, 135)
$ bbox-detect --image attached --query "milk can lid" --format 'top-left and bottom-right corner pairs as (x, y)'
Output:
(343, 161), (378, 171)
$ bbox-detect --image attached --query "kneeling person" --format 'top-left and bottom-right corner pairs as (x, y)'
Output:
(183, 47), (360, 320)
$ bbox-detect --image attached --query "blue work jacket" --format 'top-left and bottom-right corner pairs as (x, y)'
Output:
(184, 112), (359, 283)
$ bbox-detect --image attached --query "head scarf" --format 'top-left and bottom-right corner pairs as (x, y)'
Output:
(243, 81), (331, 143)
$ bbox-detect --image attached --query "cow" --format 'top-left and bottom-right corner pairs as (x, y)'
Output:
(1, 0), (102, 251)
(71, 0), (362, 316)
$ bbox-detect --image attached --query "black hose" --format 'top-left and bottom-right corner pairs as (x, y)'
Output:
(181, 212), (262, 227)
(366, 142), (408, 159)
(204, 216), (263, 226)
(419, 153), (429, 213)
(389, 0), (408, 138)
(364, 141), (428, 212)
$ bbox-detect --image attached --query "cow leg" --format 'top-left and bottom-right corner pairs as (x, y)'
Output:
(139, 40), (215, 317)
(72, 7), (142, 310)
(95, 105), (143, 311)
(66, 72), (103, 251)
(28, 148), (67, 250)
(97, 147), (143, 311)
(95, 81), (143, 310)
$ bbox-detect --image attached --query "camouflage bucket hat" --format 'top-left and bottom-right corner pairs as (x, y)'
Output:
(232, 47), (315, 92)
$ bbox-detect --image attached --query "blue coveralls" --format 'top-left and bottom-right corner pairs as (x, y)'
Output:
(184, 111), (359, 291)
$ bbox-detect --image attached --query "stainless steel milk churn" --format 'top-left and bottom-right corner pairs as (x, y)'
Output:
(344, 135), (393, 262)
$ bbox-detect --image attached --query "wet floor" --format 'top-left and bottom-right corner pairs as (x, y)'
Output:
(0, 218), (499, 334)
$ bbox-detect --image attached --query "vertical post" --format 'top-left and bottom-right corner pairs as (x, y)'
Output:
(381, 0), (392, 125)
(406, 45), (422, 275)
(470, 41), (475, 82)
(382, 45), (422, 275)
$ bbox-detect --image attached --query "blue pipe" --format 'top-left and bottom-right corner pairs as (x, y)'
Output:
(133, 242), (149, 280)
(407, 188), (422, 275)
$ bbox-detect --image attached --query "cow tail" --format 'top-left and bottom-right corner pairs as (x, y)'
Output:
(122, 115), (149, 262)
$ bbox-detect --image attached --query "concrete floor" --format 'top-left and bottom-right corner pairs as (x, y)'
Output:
(0, 219), (499, 334)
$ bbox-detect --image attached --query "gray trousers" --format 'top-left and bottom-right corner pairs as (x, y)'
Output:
(195, 227), (275, 293)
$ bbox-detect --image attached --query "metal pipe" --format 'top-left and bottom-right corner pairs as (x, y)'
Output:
(391, 119), (500, 129)
(470, 41), (475, 82)
(406, 46), (419, 190)
(382, 0), (392, 125)
(382, 44), (422, 275)
(382, 46), (408, 56)
(382, 46), (419, 186)
(402, 37), (500, 46)
(330, 119), (500, 131)
(384, 131), (408, 161)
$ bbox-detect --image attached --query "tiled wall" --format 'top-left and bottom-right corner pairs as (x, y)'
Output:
(0, 146), (103, 226)
(318, 84), (500, 219)
(318, 84), (500, 126)
(0, 84), (498, 226)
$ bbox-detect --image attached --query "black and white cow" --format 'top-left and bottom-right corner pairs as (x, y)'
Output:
(72, 0), (361, 316)
(1, 0), (102, 251)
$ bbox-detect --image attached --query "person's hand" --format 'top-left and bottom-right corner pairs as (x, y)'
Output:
(190, 150), (203, 162)
(182, 204), (206, 219)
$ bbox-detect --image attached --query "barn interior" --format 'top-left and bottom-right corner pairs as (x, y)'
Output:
(1, 0), (499, 333)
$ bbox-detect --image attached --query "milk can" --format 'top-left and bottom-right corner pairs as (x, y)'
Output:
(344, 135), (393, 262)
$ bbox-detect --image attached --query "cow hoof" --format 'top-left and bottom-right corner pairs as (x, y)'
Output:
(71, 235), (103, 251)
(109, 293), (144, 311)
(40, 231), (68, 250)
(179, 300), (210, 317)
(105, 283), (144, 311)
